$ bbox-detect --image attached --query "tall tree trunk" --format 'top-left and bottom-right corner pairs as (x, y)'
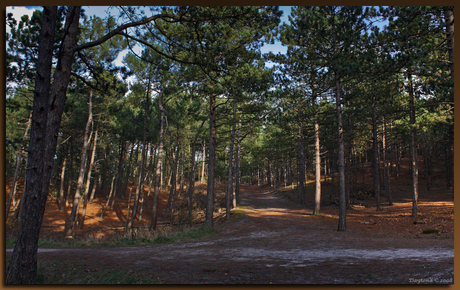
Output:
(313, 105), (321, 215)
(115, 139), (125, 197)
(383, 116), (393, 205)
(169, 145), (180, 226)
(444, 7), (454, 198)
(88, 170), (98, 203)
(127, 85), (150, 232)
(6, 112), (32, 220)
(124, 188), (133, 229)
(150, 89), (165, 232)
(101, 174), (116, 219)
(345, 105), (351, 209)
(65, 90), (93, 237)
(372, 95), (381, 211)
(187, 142), (197, 226)
(201, 139), (206, 184)
(408, 72), (419, 217)
(7, 6), (58, 284)
(65, 139), (74, 207)
(164, 147), (178, 219)
(185, 121), (205, 226)
(79, 130), (98, 229)
(58, 144), (68, 211)
(179, 142), (185, 194)
(226, 102), (236, 220)
(267, 159), (272, 186)
(234, 117), (241, 206)
(13, 173), (27, 221)
(335, 73), (346, 231)
(297, 123), (306, 205)
(206, 94), (217, 229)
(164, 150), (173, 217)
(121, 142), (136, 197)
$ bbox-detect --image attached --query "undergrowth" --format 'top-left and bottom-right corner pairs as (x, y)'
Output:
(5, 225), (217, 248)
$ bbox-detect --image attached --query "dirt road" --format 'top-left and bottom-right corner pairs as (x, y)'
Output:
(7, 185), (454, 284)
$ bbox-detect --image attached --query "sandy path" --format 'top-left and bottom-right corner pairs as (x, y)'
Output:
(6, 185), (454, 284)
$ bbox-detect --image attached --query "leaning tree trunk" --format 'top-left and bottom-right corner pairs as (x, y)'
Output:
(206, 94), (217, 229)
(65, 90), (93, 237)
(100, 174), (116, 219)
(79, 130), (98, 229)
(150, 89), (165, 232)
(6, 112), (31, 220)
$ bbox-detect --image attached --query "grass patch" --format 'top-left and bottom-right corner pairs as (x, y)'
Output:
(422, 229), (439, 234)
(161, 226), (216, 243)
(6, 256), (164, 284)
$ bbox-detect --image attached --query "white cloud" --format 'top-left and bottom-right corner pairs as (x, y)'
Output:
(6, 6), (40, 20)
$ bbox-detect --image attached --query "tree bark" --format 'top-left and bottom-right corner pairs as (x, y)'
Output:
(443, 7), (454, 198)
(127, 84), (150, 232)
(201, 139), (206, 183)
(345, 105), (351, 209)
(226, 102), (237, 220)
(234, 117), (241, 207)
(206, 94), (217, 229)
(121, 142), (136, 197)
(65, 139), (74, 207)
(297, 123), (306, 205)
(372, 95), (381, 211)
(408, 72), (419, 217)
(79, 130), (98, 229)
(58, 144), (68, 211)
(164, 146), (178, 219)
(101, 175), (116, 219)
(187, 141), (197, 226)
(150, 89), (165, 232)
(313, 104), (321, 215)
(65, 89), (93, 237)
(169, 145), (180, 226)
(6, 6), (58, 284)
(335, 72), (346, 231)
(383, 116), (393, 205)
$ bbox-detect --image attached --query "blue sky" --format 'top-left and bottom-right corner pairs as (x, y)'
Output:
(7, 5), (291, 61)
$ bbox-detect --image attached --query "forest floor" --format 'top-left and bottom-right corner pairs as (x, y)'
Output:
(5, 159), (455, 284)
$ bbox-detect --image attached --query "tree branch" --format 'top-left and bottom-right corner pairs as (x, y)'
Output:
(74, 13), (179, 53)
